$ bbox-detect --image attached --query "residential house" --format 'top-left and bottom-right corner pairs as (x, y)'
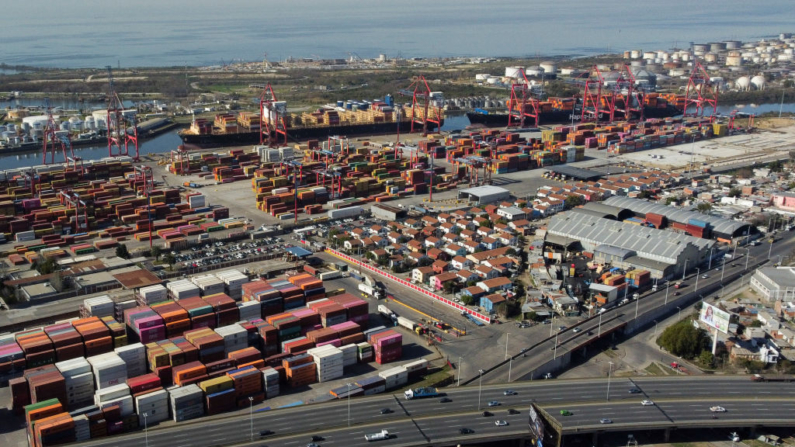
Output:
(387, 232), (404, 244)
(547, 293), (580, 316)
(344, 239), (363, 251)
(370, 235), (388, 247)
(440, 222), (456, 233)
(456, 270), (479, 284)
(442, 232), (460, 244)
(476, 226), (494, 238)
(484, 256), (516, 271)
(424, 236), (441, 249)
(406, 239), (424, 252)
(369, 225), (384, 235)
(496, 206), (526, 221)
(460, 229), (476, 240)
(427, 248), (448, 261)
(461, 285), (485, 300)
(462, 240), (481, 254)
(404, 218), (420, 229)
(412, 266), (436, 284)
(403, 228), (421, 240)
(477, 276), (512, 293)
(509, 219), (532, 234)
(475, 265), (501, 280)
(481, 236), (500, 250)
(369, 249), (388, 262)
(351, 228), (366, 239)
(421, 216), (439, 226)
(437, 213), (451, 223)
(444, 244), (467, 258)
(496, 232), (518, 247)
(359, 237), (374, 249)
(457, 220), (476, 231)
(480, 294), (507, 313)
(451, 255), (474, 271)
(406, 251), (429, 265)
(430, 272), (459, 291)
(432, 260), (449, 274)
(467, 247), (511, 264)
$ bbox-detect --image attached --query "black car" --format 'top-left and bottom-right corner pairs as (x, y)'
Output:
(310, 435), (324, 442)
(440, 397), (452, 403)
(459, 428), (474, 434)
(260, 430), (274, 436)
(628, 388), (641, 394)
(380, 408), (393, 414)
(482, 411), (493, 417)
(508, 409), (520, 415)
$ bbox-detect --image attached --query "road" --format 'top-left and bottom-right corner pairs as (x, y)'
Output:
(479, 234), (795, 384)
(79, 377), (795, 447)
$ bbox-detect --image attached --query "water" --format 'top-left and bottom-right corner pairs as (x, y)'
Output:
(0, 98), (133, 111)
(0, 0), (792, 68)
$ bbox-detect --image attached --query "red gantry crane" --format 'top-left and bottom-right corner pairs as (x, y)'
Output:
(106, 66), (140, 160)
(399, 75), (444, 135)
(507, 69), (540, 128)
(42, 98), (75, 165)
(683, 58), (719, 122)
(133, 166), (155, 247)
(260, 83), (288, 148)
(614, 65), (645, 122)
(580, 65), (615, 124)
(59, 189), (89, 234)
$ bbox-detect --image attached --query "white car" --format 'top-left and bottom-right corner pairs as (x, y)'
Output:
(494, 420), (509, 426)
(710, 406), (726, 412)
(641, 400), (655, 406)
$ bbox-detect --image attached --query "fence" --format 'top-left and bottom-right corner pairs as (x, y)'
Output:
(324, 248), (491, 324)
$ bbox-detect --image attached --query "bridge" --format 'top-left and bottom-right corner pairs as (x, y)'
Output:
(80, 376), (795, 447)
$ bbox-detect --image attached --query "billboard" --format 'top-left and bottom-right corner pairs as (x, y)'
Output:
(528, 404), (544, 447)
(700, 303), (730, 334)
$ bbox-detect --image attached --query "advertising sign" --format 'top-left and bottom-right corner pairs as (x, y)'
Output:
(699, 303), (730, 334)
(528, 404), (544, 447)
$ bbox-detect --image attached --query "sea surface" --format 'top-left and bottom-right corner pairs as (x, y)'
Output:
(0, 0), (793, 68)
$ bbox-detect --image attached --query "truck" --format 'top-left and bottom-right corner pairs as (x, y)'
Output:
(750, 374), (793, 382)
(462, 311), (485, 327)
(358, 275), (385, 299)
(364, 430), (391, 442)
(397, 316), (417, 332)
(318, 270), (341, 281)
(674, 281), (684, 289)
(378, 304), (397, 322)
(404, 387), (439, 400)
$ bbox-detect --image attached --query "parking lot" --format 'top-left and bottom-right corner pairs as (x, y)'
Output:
(170, 236), (291, 270)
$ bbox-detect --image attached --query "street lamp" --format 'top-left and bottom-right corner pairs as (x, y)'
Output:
(553, 330), (560, 360)
(682, 259), (689, 281)
(477, 369), (485, 410)
(745, 248), (751, 271)
(248, 396), (254, 441)
(768, 237), (773, 260)
(677, 306), (682, 320)
(665, 282), (670, 305)
(635, 293), (640, 319)
(708, 247), (714, 270)
(695, 268), (701, 291)
(457, 356), (462, 387)
(606, 361), (614, 402)
(721, 255), (727, 281)
(508, 357), (513, 382)
(142, 412), (149, 447)
(347, 382), (352, 426)
(597, 312), (603, 337)
(504, 332), (509, 360)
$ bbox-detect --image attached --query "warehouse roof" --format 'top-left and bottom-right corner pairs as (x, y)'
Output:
(603, 196), (754, 237)
(582, 202), (634, 220)
(549, 165), (603, 181)
(548, 213), (714, 264)
(285, 246), (312, 258)
(113, 268), (163, 289)
(594, 244), (636, 260)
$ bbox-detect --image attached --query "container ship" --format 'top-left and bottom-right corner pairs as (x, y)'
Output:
(467, 93), (685, 126)
(179, 97), (442, 148)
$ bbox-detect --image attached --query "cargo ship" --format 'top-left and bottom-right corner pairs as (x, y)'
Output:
(179, 98), (442, 148)
(467, 93), (684, 127)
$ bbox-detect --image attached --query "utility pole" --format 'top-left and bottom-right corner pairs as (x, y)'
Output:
(457, 356), (462, 387)
(477, 370), (484, 410)
(249, 396), (254, 441)
(508, 357), (513, 382)
(708, 248), (714, 269)
(606, 362), (614, 401)
(504, 333), (509, 360)
(347, 383), (352, 426)
(682, 259), (689, 281)
(665, 283), (670, 305)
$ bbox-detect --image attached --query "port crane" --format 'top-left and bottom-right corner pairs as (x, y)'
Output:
(132, 166), (156, 247)
(105, 66), (140, 160)
(580, 65), (615, 124)
(507, 69), (541, 128)
(42, 97), (75, 165)
(683, 58), (718, 122)
(59, 190), (89, 234)
(399, 75), (444, 135)
(614, 65), (646, 122)
(454, 156), (492, 188)
(259, 83), (288, 148)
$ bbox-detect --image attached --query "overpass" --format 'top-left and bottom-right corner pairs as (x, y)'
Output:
(79, 376), (795, 447)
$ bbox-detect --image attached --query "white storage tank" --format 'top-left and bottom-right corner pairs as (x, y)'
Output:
(539, 61), (557, 76)
(630, 50), (641, 59)
(475, 73), (490, 81)
(751, 75), (766, 90)
(504, 66), (523, 78)
(735, 76), (751, 91)
(726, 51), (743, 67)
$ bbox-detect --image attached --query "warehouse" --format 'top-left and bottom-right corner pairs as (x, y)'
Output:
(547, 212), (715, 279)
(603, 196), (758, 240)
(457, 185), (510, 205)
(593, 245), (636, 265)
(549, 165), (603, 181)
(580, 202), (635, 221)
(371, 204), (406, 222)
(751, 267), (795, 303)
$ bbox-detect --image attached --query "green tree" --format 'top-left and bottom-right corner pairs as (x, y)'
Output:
(115, 243), (130, 259)
(151, 246), (162, 261)
(443, 281), (455, 294)
(526, 310), (538, 321)
(637, 190), (653, 199)
(665, 196), (679, 205)
(496, 300), (521, 318)
(564, 195), (584, 209)
(657, 320), (710, 360)
(461, 294), (476, 306)
(480, 220), (493, 229)
(36, 258), (59, 275)
(768, 160), (783, 173)
(466, 279), (478, 287)
(506, 248), (517, 256)
(164, 253), (176, 270)
(497, 218), (508, 225)
(696, 203), (712, 214)
(699, 350), (715, 368)
(728, 188), (742, 198)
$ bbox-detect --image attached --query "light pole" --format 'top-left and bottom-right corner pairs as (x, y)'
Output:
(248, 396), (254, 441)
(768, 237), (773, 260)
(553, 330), (560, 360)
(653, 320), (659, 337)
(677, 306), (682, 321)
(682, 259), (689, 281)
(347, 382), (351, 426)
(505, 332), (509, 360)
(665, 282), (670, 305)
(606, 361), (614, 401)
(508, 357), (513, 382)
(708, 248), (714, 269)
(597, 312), (603, 337)
(721, 255), (727, 281)
(635, 293), (640, 319)
(732, 242), (738, 260)
(143, 412), (149, 447)
(549, 315), (555, 337)
(457, 356), (462, 387)
(695, 268), (701, 291)
(745, 248), (751, 271)
(477, 369), (485, 410)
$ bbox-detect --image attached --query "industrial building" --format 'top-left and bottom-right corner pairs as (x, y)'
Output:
(603, 196), (758, 241)
(457, 185), (510, 205)
(546, 212), (716, 279)
(751, 267), (795, 303)
(371, 204), (406, 221)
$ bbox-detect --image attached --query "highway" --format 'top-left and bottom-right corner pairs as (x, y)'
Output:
(478, 234), (795, 385)
(79, 377), (795, 447)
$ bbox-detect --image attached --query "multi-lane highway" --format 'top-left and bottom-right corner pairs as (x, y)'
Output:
(479, 235), (795, 384)
(80, 376), (795, 447)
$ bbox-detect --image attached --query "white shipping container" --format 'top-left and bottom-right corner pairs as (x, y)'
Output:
(237, 301), (260, 321)
(327, 206), (363, 220)
(82, 296), (114, 317)
(95, 383), (130, 404)
(56, 357), (92, 376)
(139, 285), (168, 304)
(403, 359), (428, 373)
(99, 395), (134, 417)
(115, 343), (147, 378)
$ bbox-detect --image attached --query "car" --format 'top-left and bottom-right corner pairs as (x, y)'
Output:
(710, 406), (726, 412)
(573, 328), (582, 333)
(307, 444), (320, 447)
(310, 436), (324, 442)
(560, 410), (572, 416)
(503, 390), (517, 396)
(641, 400), (655, 406)
(482, 411), (493, 417)
(495, 420), (509, 426)
(508, 409), (520, 415)
(259, 430), (274, 436)
(628, 388), (641, 394)
(674, 291), (680, 296)
(459, 428), (474, 435)
(487, 401), (500, 407)
(439, 397), (452, 403)
(702, 274), (708, 279)
(380, 408), (393, 414)
(599, 418), (612, 424)
(558, 326), (567, 331)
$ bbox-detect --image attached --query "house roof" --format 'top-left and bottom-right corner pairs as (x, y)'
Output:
(481, 276), (512, 288)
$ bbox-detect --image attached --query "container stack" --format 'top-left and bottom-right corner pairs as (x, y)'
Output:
(33, 412), (76, 447)
(328, 293), (369, 326)
(227, 347), (261, 366)
(378, 366), (408, 390)
(237, 301), (261, 321)
(205, 387), (236, 415)
(94, 383), (133, 417)
(115, 343), (147, 378)
(124, 307), (166, 344)
(357, 342), (373, 362)
(403, 359), (429, 380)
(87, 353), (128, 390)
(25, 365), (68, 405)
(10, 377), (31, 414)
(169, 384), (205, 422)
(135, 389), (169, 426)
(81, 296), (115, 318)
(339, 344), (358, 367)
(167, 279), (200, 301)
(283, 354), (317, 388)
(17, 329), (56, 369)
(151, 301), (191, 337)
(203, 293), (239, 327)
(261, 368), (280, 398)
(308, 345), (344, 383)
(214, 323), (248, 354)
(73, 414), (90, 442)
(1, 335), (26, 375)
(355, 376), (386, 395)
(73, 317), (113, 357)
(100, 317), (128, 347)
(192, 274), (226, 297)
(43, 324), (83, 362)
(227, 365), (264, 404)
(55, 358), (94, 409)
(127, 373), (162, 396)
(175, 296), (216, 329)
(315, 301), (347, 327)
(215, 270), (249, 301)
(369, 329), (402, 365)
(138, 285), (169, 306)
(184, 328), (225, 363)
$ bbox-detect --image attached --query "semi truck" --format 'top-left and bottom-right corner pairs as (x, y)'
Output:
(378, 304), (397, 323)
(358, 275), (385, 299)
(750, 374), (793, 382)
(404, 387), (439, 400)
(364, 430), (391, 442)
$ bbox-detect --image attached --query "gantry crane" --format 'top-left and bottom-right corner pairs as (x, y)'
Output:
(59, 190), (89, 234)
(454, 156), (492, 188)
(507, 69), (541, 128)
(580, 65), (615, 124)
(42, 98), (75, 165)
(260, 83), (288, 148)
(106, 66), (140, 160)
(399, 75), (444, 135)
(614, 65), (646, 122)
(683, 58), (719, 122)
(133, 166), (155, 247)
(283, 160), (303, 225)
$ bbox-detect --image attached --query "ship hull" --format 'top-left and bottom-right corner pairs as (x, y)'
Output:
(180, 120), (440, 148)
(466, 106), (681, 127)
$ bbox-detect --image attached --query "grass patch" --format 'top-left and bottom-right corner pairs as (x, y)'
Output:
(398, 364), (453, 392)
(601, 348), (618, 359)
(743, 440), (769, 447)
(644, 362), (670, 376)
(671, 443), (700, 447)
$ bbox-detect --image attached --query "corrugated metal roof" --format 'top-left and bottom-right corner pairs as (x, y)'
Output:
(594, 244), (636, 259)
(603, 196), (751, 236)
(547, 213), (713, 264)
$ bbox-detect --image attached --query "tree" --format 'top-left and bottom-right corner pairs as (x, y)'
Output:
(36, 258), (59, 275)
(665, 196), (680, 205)
(461, 294), (476, 306)
(696, 203), (712, 214)
(564, 195), (584, 209)
(698, 350), (715, 368)
(115, 243), (130, 259)
(506, 248), (517, 256)
(657, 320), (710, 360)
(767, 160), (783, 173)
(151, 246), (162, 261)
(443, 281), (455, 294)
(728, 188), (742, 198)
(497, 218), (508, 225)
(364, 251), (375, 261)
(526, 310), (538, 321)
(496, 300), (521, 318)
(466, 279), (478, 287)
(637, 190), (653, 199)
(164, 253), (176, 269)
